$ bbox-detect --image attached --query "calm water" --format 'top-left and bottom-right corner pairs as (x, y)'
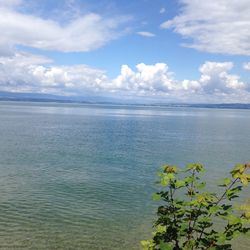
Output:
(0, 101), (249, 249)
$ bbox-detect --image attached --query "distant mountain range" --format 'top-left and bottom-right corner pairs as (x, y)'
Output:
(155, 103), (250, 110)
(0, 91), (117, 103)
(0, 91), (250, 110)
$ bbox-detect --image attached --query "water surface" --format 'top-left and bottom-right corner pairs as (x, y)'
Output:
(0, 102), (249, 249)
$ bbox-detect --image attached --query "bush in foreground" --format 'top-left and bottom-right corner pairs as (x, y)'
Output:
(142, 163), (250, 250)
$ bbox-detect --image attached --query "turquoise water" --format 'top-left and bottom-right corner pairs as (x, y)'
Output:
(0, 101), (249, 249)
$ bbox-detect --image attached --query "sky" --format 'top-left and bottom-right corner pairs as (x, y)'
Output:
(0, 0), (250, 103)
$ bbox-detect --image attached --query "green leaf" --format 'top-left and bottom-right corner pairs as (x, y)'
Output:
(223, 178), (231, 186)
(152, 193), (161, 201)
(141, 240), (149, 246)
(196, 182), (206, 189)
(184, 176), (195, 184)
(175, 180), (185, 188)
(162, 165), (178, 174)
(239, 174), (249, 186)
(231, 164), (246, 176)
(186, 163), (204, 172)
(184, 239), (195, 249)
(160, 177), (169, 186)
(226, 214), (241, 225)
(221, 204), (232, 211)
(159, 241), (173, 250)
(226, 186), (242, 200)
(141, 240), (154, 250)
(156, 225), (166, 233)
(209, 206), (220, 214)
(146, 162), (249, 250)
(180, 222), (189, 231)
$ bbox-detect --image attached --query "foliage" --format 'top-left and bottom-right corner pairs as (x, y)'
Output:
(141, 163), (250, 250)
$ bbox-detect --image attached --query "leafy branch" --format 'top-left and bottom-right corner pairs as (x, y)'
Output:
(141, 163), (250, 250)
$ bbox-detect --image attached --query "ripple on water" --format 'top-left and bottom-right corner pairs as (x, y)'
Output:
(0, 103), (250, 249)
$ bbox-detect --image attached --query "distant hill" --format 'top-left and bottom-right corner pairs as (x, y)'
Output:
(152, 103), (250, 110)
(0, 91), (250, 110)
(184, 103), (250, 109)
(0, 91), (117, 104)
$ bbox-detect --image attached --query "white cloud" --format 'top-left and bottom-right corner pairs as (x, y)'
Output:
(181, 61), (246, 98)
(0, 5), (130, 54)
(0, 54), (249, 102)
(111, 62), (247, 97)
(243, 62), (250, 70)
(198, 62), (245, 93)
(160, 0), (250, 55)
(0, 52), (108, 95)
(137, 31), (155, 37)
(0, 57), (178, 96)
(160, 8), (165, 14)
(112, 63), (176, 94)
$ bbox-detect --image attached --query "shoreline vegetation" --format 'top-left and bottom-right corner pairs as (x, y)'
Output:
(142, 163), (250, 250)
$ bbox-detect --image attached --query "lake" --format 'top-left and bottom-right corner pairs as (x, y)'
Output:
(0, 101), (249, 249)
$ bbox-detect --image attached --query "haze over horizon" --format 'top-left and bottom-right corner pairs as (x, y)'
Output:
(0, 0), (250, 103)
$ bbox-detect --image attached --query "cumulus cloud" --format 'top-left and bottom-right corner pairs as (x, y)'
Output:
(196, 62), (245, 93)
(181, 61), (250, 102)
(112, 63), (176, 94)
(112, 62), (247, 97)
(0, 56), (175, 96)
(0, 53), (249, 102)
(0, 3), (130, 54)
(137, 31), (155, 37)
(0, 1), (248, 103)
(0, 52), (108, 95)
(0, 55), (164, 95)
(160, 0), (250, 55)
(243, 62), (250, 70)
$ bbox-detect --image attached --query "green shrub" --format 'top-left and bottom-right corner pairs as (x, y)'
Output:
(142, 163), (250, 250)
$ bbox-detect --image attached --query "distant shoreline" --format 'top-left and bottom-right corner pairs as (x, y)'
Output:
(0, 98), (250, 110)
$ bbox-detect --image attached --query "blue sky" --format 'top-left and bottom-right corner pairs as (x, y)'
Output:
(0, 0), (249, 103)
